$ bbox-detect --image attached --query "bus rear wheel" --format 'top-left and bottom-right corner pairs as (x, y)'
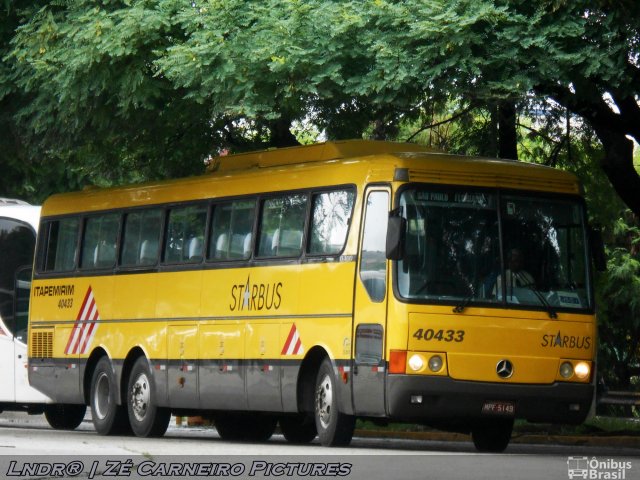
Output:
(44, 404), (87, 430)
(314, 358), (355, 447)
(214, 413), (277, 442)
(89, 357), (130, 435)
(471, 418), (513, 453)
(279, 414), (317, 444)
(126, 357), (170, 437)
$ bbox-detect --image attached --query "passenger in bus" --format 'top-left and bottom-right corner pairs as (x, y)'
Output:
(492, 248), (535, 298)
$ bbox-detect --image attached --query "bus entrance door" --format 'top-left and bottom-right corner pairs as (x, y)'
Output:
(351, 188), (389, 416)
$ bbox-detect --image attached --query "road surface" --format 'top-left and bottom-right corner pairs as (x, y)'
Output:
(0, 412), (638, 480)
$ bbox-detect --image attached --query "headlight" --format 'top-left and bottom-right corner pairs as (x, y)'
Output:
(408, 354), (424, 372)
(428, 355), (443, 373)
(574, 362), (590, 380)
(559, 361), (574, 379)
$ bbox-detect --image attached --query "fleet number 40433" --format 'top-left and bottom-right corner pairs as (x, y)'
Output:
(412, 329), (465, 342)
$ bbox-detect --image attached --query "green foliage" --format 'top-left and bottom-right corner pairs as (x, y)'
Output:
(3, 0), (639, 200)
(596, 213), (640, 393)
(3, 0), (213, 200)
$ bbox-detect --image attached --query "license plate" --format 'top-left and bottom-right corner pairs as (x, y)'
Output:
(481, 400), (515, 416)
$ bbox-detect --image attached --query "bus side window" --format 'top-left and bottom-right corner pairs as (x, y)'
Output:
(121, 209), (162, 267)
(308, 189), (355, 255)
(80, 213), (119, 269)
(208, 199), (256, 262)
(360, 191), (389, 302)
(164, 204), (207, 264)
(257, 194), (307, 258)
(43, 218), (79, 272)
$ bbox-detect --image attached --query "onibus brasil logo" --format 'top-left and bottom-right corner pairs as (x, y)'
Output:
(567, 457), (633, 480)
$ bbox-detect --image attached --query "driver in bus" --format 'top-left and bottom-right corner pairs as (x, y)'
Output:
(492, 248), (535, 298)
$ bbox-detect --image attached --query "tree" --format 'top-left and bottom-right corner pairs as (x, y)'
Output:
(5, 0), (640, 216)
(161, 0), (640, 215)
(3, 0), (217, 200)
(330, 0), (640, 215)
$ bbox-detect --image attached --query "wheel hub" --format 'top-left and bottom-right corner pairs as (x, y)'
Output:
(131, 373), (150, 422)
(316, 374), (333, 429)
(94, 372), (111, 420)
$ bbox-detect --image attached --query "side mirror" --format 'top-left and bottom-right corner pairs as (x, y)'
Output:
(589, 227), (606, 272)
(386, 210), (406, 261)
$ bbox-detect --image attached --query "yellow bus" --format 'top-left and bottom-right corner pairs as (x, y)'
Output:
(28, 140), (601, 452)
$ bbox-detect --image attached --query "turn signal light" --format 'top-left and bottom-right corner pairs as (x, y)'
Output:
(389, 350), (407, 374)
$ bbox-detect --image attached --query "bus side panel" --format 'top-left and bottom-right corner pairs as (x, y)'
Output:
(199, 321), (247, 410)
(157, 270), (202, 409)
(245, 320), (282, 411)
(29, 278), (91, 404)
(292, 261), (357, 415)
(0, 318), (17, 402)
(167, 324), (198, 409)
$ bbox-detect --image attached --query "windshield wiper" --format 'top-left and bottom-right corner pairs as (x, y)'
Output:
(452, 295), (474, 314)
(453, 284), (476, 314)
(523, 284), (558, 319)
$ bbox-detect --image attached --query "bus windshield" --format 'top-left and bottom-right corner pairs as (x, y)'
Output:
(397, 186), (592, 311)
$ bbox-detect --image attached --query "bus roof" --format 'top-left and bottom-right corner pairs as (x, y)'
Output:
(41, 140), (581, 216)
(207, 139), (437, 172)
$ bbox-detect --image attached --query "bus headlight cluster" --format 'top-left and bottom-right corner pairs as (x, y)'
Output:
(559, 360), (591, 381)
(406, 352), (446, 375)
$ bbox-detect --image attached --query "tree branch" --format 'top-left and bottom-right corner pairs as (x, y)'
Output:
(405, 105), (476, 142)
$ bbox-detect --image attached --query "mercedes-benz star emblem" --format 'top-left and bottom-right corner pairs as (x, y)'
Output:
(496, 359), (514, 379)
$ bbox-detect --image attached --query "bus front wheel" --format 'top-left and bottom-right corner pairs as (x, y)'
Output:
(471, 418), (513, 453)
(314, 358), (355, 447)
(44, 404), (87, 430)
(89, 357), (130, 435)
(126, 356), (170, 437)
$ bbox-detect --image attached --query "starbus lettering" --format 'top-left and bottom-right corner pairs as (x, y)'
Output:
(229, 276), (283, 312)
(541, 331), (592, 349)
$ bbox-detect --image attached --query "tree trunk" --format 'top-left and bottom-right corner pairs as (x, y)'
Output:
(541, 81), (640, 218)
(595, 131), (640, 218)
(497, 101), (518, 160)
(268, 118), (300, 148)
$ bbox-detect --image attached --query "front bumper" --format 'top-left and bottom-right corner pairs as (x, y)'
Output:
(387, 375), (593, 425)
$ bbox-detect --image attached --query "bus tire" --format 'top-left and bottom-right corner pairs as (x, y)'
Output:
(471, 418), (513, 453)
(126, 356), (170, 438)
(279, 414), (317, 444)
(90, 357), (130, 435)
(314, 358), (355, 447)
(214, 413), (277, 442)
(44, 404), (87, 430)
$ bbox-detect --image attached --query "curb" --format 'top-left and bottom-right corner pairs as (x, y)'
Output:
(353, 429), (640, 448)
